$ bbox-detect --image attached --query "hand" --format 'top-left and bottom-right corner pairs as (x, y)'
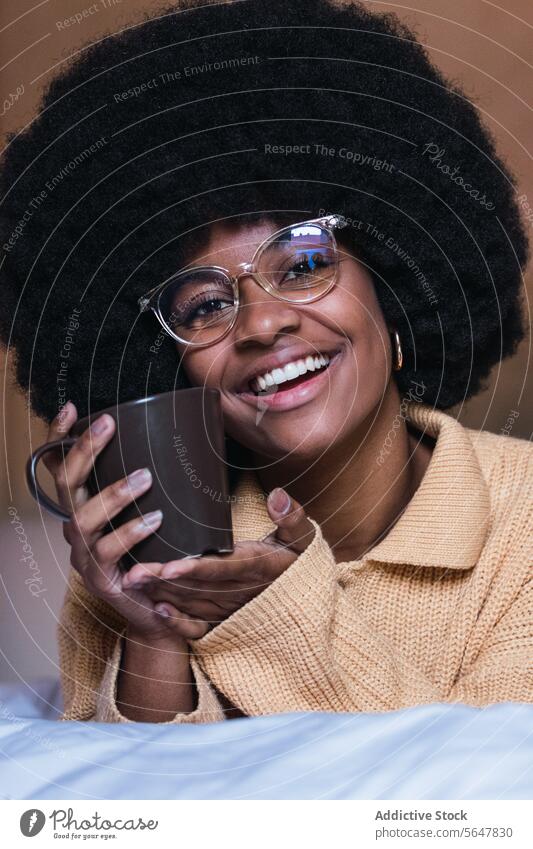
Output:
(121, 487), (317, 636)
(44, 401), (208, 645)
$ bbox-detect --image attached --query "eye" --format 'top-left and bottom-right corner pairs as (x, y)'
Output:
(176, 293), (234, 327)
(281, 250), (334, 284)
(160, 270), (235, 329)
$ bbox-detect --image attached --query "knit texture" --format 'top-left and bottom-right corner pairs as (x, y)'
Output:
(57, 402), (533, 722)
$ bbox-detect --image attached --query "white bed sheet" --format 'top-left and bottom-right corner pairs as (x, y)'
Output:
(0, 679), (531, 799)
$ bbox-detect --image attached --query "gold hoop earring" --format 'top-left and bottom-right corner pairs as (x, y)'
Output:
(390, 328), (403, 371)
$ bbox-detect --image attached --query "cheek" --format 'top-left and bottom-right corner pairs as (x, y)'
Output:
(323, 275), (391, 376)
(177, 348), (222, 388)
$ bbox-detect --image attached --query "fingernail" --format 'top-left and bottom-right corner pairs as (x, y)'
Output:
(90, 414), (110, 436)
(124, 468), (152, 492)
(269, 487), (291, 515)
(140, 509), (163, 529)
(57, 401), (73, 423)
(155, 605), (169, 618)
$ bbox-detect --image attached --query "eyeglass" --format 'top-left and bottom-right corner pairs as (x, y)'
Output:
(138, 213), (348, 348)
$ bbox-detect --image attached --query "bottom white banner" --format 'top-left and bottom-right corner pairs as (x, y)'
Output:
(2, 799), (531, 848)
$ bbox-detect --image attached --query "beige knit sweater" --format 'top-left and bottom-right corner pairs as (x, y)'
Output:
(57, 401), (533, 723)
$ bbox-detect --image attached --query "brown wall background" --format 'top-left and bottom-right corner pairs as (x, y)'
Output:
(0, 0), (531, 681)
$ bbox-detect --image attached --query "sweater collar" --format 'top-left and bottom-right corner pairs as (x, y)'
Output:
(229, 401), (490, 571)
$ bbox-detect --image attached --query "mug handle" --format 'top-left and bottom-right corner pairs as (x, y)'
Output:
(26, 438), (78, 521)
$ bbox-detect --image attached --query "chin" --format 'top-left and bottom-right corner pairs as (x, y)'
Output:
(252, 423), (347, 464)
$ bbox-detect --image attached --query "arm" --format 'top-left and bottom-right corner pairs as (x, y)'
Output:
(58, 569), (226, 724)
(96, 628), (226, 723)
(48, 403), (225, 724)
(447, 576), (532, 706)
(190, 519), (532, 713)
(115, 630), (198, 721)
(190, 518), (440, 714)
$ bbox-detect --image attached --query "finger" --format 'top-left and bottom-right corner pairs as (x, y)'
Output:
(127, 574), (262, 597)
(158, 538), (274, 581)
(43, 401), (78, 474)
(160, 536), (296, 583)
(151, 592), (225, 621)
(147, 584), (259, 618)
(122, 561), (166, 589)
(124, 568), (244, 594)
(265, 487), (316, 554)
(53, 414), (116, 506)
(154, 603), (211, 639)
(43, 401), (79, 481)
(68, 467), (154, 545)
(89, 511), (163, 565)
(159, 552), (250, 582)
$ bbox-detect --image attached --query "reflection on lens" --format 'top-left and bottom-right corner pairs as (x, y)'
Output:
(159, 269), (235, 339)
(258, 224), (337, 294)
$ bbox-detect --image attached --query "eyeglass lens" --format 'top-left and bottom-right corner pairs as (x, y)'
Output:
(158, 223), (338, 344)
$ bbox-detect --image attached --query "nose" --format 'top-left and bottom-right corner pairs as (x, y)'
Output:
(232, 270), (301, 348)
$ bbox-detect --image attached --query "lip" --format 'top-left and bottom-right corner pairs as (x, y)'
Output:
(234, 344), (343, 394)
(234, 345), (340, 394)
(235, 348), (344, 412)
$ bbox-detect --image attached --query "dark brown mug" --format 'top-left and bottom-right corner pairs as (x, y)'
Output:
(26, 388), (234, 569)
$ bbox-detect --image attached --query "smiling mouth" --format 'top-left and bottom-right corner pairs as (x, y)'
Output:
(250, 362), (331, 396)
(237, 348), (342, 399)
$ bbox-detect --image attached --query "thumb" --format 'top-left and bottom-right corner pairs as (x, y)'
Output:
(265, 487), (316, 554)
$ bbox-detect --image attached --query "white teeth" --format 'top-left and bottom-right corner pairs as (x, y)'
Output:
(283, 361), (301, 381)
(249, 352), (333, 393)
(272, 367), (287, 384)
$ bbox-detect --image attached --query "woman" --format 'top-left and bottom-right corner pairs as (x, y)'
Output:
(0, 0), (531, 723)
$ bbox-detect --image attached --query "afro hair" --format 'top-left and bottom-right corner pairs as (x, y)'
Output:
(0, 0), (528, 424)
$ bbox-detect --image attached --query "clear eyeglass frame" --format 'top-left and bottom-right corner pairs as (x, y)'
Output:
(138, 213), (349, 348)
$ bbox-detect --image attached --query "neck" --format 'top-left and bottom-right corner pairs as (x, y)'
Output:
(252, 384), (434, 563)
